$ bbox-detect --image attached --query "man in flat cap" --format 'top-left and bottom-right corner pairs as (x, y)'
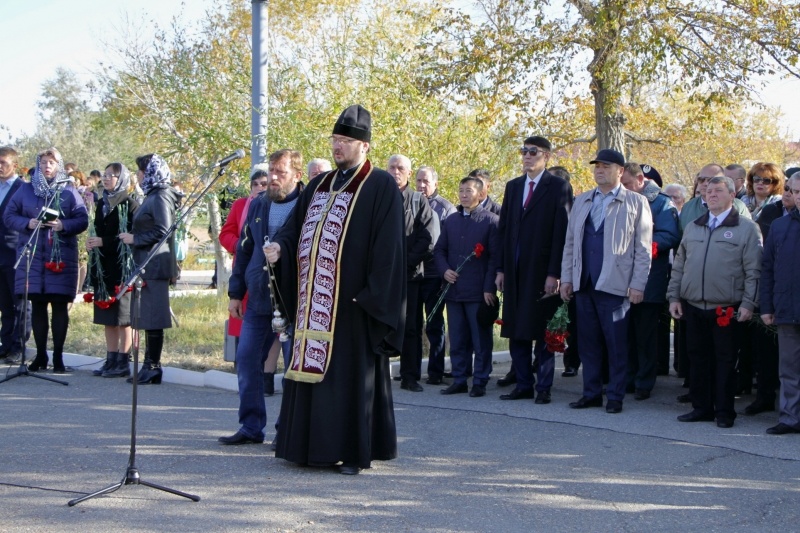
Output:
(560, 149), (653, 414)
(265, 104), (405, 475)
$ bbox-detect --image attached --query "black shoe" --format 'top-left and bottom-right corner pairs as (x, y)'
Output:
(497, 370), (517, 387)
(677, 410), (714, 422)
(534, 390), (551, 404)
(606, 400), (623, 413)
(569, 396), (603, 409)
(677, 393), (692, 403)
(469, 384), (486, 397)
(500, 388), (535, 400)
(716, 418), (734, 428)
(634, 389), (651, 401)
(218, 431), (264, 445)
(339, 463), (360, 475)
(441, 382), (468, 395)
(743, 398), (775, 416)
(766, 423), (800, 435)
(263, 372), (275, 396)
(426, 376), (444, 385)
(52, 366), (74, 374)
(400, 379), (423, 392)
(561, 367), (578, 377)
(93, 352), (114, 376)
(127, 363), (163, 385)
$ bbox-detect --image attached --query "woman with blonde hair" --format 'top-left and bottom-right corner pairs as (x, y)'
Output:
(743, 162), (784, 219)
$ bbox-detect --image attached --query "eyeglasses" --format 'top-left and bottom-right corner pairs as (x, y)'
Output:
(329, 136), (360, 146)
(252, 181), (270, 187)
(519, 147), (547, 156)
(753, 176), (777, 185)
(696, 176), (717, 183)
(102, 174), (119, 180)
(785, 184), (792, 192)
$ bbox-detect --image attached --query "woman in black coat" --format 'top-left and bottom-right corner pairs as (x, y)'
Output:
(86, 163), (139, 378)
(119, 154), (182, 385)
(3, 147), (89, 373)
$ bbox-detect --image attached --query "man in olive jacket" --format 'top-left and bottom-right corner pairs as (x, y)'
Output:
(668, 176), (762, 429)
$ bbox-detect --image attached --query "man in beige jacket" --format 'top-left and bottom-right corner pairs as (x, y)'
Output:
(560, 149), (653, 414)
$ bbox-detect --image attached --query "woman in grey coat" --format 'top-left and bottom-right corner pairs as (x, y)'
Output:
(120, 154), (182, 384)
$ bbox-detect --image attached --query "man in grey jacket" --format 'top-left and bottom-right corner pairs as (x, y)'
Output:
(668, 176), (762, 429)
(560, 149), (653, 414)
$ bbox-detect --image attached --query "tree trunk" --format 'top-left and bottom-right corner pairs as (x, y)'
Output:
(206, 195), (231, 295)
(592, 76), (627, 153)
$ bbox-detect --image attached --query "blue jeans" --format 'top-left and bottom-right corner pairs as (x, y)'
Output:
(236, 309), (276, 441)
(446, 301), (493, 386)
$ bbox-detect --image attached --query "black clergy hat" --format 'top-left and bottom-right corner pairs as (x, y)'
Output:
(332, 104), (372, 142)
(641, 164), (663, 187)
(590, 149), (625, 167)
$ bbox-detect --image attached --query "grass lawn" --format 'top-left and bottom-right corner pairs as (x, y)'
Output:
(63, 291), (510, 374)
(65, 293), (234, 373)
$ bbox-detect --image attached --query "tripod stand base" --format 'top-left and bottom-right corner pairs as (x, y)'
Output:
(68, 466), (200, 506)
(0, 363), (69, 386)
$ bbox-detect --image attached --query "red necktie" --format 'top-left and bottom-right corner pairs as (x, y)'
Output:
(523, 181), (534, 209)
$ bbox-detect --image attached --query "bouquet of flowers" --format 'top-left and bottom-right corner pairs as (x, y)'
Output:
(426, 242), (484, 324)
(544, 301), (571, 353)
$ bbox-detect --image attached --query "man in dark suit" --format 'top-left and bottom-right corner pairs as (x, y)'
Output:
(496, 136), (572, 404)
(0, 146), (31, 363)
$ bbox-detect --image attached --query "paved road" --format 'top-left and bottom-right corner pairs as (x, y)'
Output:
(0, 360), (798, 532)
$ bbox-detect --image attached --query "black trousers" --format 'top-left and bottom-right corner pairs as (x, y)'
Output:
(400, 280), (422, 381)
(684, 302), (739, 421)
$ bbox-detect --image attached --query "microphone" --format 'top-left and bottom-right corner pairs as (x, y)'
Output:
(215, 149), (246, 167)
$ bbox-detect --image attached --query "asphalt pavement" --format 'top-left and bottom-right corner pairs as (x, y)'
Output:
(0, 352), (798, 533)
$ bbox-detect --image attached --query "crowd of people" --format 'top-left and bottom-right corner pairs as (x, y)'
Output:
(2, 104), (799, 478)
(0, 146), (182, 384)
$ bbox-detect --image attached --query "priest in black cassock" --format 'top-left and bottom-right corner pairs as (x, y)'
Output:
(265, 105), (406, 475)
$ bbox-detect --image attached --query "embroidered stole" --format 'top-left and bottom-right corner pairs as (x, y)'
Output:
(284, 160), (373, 383)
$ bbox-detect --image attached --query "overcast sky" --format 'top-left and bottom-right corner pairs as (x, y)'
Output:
(2, 0), (798, 142)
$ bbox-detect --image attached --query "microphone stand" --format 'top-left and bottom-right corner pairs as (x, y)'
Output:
(69, 160), (235, 506)
(0, 182), (70, 386)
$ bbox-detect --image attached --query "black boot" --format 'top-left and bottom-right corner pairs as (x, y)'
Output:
(137, 361), (162, 384)
(93, 351), (115, 376)
(28, 353), (48, 372)
(103, 352), (131, 378)
(126, 360), (163, 384)
(264, 372), (275, 396)
(52, 352), (73, 374)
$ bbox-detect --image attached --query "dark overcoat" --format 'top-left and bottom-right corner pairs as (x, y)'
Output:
(498, 171), (571, 341)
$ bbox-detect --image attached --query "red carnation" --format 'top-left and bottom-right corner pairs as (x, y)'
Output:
(94, 297), (117, 309)
(83, 293), (94, 303)
(494, 319), (504, 326)
(651, 242), (658, 259)
(474, 243), (485, 259)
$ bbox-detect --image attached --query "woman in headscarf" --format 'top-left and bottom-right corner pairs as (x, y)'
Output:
(3, 147), (89, 373)
(119, 154), (183, 385)
(86, 163), (139, 378)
